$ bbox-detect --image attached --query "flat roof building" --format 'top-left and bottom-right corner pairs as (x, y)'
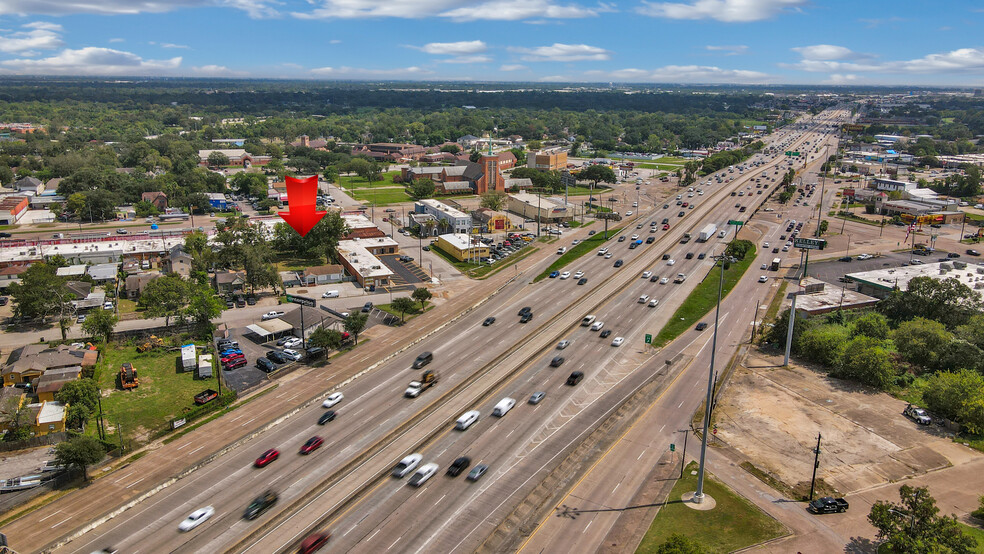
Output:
(336, 238), (397, 289)
(415, 199), (472, 234)
(845, 261), (984, 299)
(436, 233), (489, 262)
(506, 192), (572, 222)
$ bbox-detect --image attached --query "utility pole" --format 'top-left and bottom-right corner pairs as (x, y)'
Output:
(694, 255), (728, 504)
(783, 292), (798, 366)
(809, 433), (822, 500)
(752, 299), (760, 343)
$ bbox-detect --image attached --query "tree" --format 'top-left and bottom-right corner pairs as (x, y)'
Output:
(580, 165), (617, 187)
(893, 318), (952, 370)
(851, 312), (890, 340)
(955, 314), (984, 351)
(185, 283), (224, 336)
(82, 308), (118, 343)
(308, 327), (343, 350)
(469, 150), (482, 163)
(0, 392), (31, 442)
(133, 200), (160, 218)
(207, 151), (229, 167)
(922, 369), (984, 433)
(869, 485), (976, 554)
(391, 296), (417, 323)
(54, 434), (106, 481)
(138, 274), (188, 326)
(480, 190), (507, 211)
(798, 324), (849, 367)
(343, 312), (368, 345)
(65, 192), (87, 220)
(654, 534), (705, 554)
(440, 144), (461, 154)
(879, 277), (982, 329)
(408, 178), (436, 200)
(8, 262), (76, 321)
(835, 335), (895, 388)
(411, 287), (432, 311)
(0, 165), (14, 185)
(818, 219), (829, 235)
(57, 378), (100, 429)
(322, 165), (339, 185)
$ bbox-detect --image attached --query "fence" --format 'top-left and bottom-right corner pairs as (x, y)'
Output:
(111, 322), (196, 341)
(0, 432), (67, 453)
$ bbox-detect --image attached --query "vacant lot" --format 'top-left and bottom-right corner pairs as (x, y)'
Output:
(714, 350), (978, 497)
(94, 343), (219, 444)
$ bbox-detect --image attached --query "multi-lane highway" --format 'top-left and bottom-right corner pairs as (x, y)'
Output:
(9, 108), (850, 554)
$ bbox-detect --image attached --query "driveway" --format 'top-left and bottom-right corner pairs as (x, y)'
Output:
(378, 253), (427, 286)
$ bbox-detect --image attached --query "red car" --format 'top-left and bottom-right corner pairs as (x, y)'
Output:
(221, 353), (244, 364)
(254, 449), (280, 467)
(224, 358), (247, 370)
(662, 224), (670, 230)
(298, 532), (331, 553)
(299, 436), (324, 455)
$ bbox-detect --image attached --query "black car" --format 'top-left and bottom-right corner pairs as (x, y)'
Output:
(566, 371), (584, 386)
(650, 275), (660, 282)
(447, 456), (471, 477)
(577, 278), (588, 285)
(600, 329), (612, 338)
(646, 236), (655, 244)
(243, 490), (278, 520)
(947, 252), (961, 258)
(678, 211), (685, 217)
(318, 411), (336, 425)
(685, 252), (694, 259)
(772, 247), (780, 253)
(246, 296), (257, 306)
(550, 356), (565, 367)
(0, 232), (11, 238)
(483, 316), (496, 326)
(662, 253), (671, 260)
(695, 322), (708, 331)
(697, 253), (706, 259)
(661, 218), (669, 224)
(838, 256), (852, 262)
(266, 351), (286, 364)
(362, 302), (373, 313)
(256, 357), (276, 372)
(518, 306), (532, 317)
(613, 259), (623, 268)
(967, 249), (981, 256)
(520, 312), (533, 323)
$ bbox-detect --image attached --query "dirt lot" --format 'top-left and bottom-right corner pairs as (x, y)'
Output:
(714, 349), (979, 497)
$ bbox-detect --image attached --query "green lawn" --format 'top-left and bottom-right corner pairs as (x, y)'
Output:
(429, 242), (535, 278)
(346, 187), (412, 205)
(636, 462), (787, 554)
(638, 163), (685, 171)
(337, 171), (403, 189)
(651, 246), (757, 347)
(534, 225), (625, 281)
(93, 343), (220, 444)
(376, 302), (433, 323)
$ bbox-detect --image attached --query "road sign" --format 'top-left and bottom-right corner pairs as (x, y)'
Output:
(793, 237), (827, 250)
(285, 294), (316, 307)
(670, 443), (676, 452)
(727, 219), (744, 227)
(561, 170), (577, 188)
(645, 334), (652, 344)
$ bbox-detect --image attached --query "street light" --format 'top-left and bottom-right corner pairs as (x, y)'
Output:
(693, 253), (733, 503)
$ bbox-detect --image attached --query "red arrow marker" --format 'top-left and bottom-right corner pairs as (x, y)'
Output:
(278, 175), (326, 237)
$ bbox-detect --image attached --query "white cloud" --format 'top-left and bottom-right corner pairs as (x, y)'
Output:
(538, 75), (570, 82)
(637, 0), (805, 22)
(160, 43), (190, 49)
(439, 55), (493, 64)
(309, 65), (435, 78)
(2, 47), (181, 75)
(787, 45), (984, 75)
(329, 39), (342, 44)
(509, 43), (611, 62)
(193, 65), (247, 76)
(791, 44), (866, 61)
(584, 64), (770, 83)
(0, 21), (64, 53)
(293, 0), (602, 21)
(825, 73), (859, 84)
(0, 0), (278, 18)
(705, 44), (748, 56)
(108, 38), (125, 43)
(500, 64), (528, 71)
(417, 40), (487, 55)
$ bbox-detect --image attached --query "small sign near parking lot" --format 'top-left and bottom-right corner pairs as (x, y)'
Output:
(285, 294), (317, 307)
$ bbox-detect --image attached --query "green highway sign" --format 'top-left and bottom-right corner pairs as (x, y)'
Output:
(727, 220), (744, 226)
(285, 294), (316, 307)
(785, 151), (801, 156)
(793, 237), (827, 250)
(645, 334), (652, 344)
(670, 443), (676, 452)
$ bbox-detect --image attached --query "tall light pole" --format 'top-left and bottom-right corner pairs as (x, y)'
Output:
(693, 253), (730, 503)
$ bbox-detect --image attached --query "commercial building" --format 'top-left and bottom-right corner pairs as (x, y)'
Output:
(529, 150), (568, 171)
(0, 196), (29, 225)
(506, 192), (571, 223)
(872, 178), (917, 193)
(301, 264), (345, 285)
(845, 261), (984, 299)
(436, 233), (489, 262)
(341, 213), (387, 240)
(351, 143), (426, 162)
(472, 208), (512, 233)
(336, 237), (397, 289)
(206, 193), (228, 210)
(792, 277), (879, 317)
(197, 149), (271, 168)
(414, 199), (472, 234)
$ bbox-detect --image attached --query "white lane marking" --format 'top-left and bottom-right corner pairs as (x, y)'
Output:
(367, 529), (380, 542)
(114, 473), (134, 484)
(50, 517), (72, 529)
(390, 538), (402, 550)
(637, 449), (646, 460)
(658, 425), (665, 433)
(241, 417), (256, 427)
(38, 510), (61, 522)
(124, 477), (145, 488)
(188, 445), (206, 455)
(176, 442), (192, 450)
(344, 524), (358, 537)
(435, 494), (447, 506)
(612, 483), (620, 495)
(582, 520), (593, 534)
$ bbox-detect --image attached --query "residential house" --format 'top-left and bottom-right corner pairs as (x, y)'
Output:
(124, 271), (161, 300)
(0, 265), (28, 289)
(35, 366), (82, 402)
(141, 191), (168, 211)
(213, 270), (245, 294)
(279, 271), (302, 288)
(13, 176), (43, 195)
(86, 263), (119, 285)
(301, 264), (345, 285)
(2, 344), (98, 387)
(165, 245), (194, 279)
(25, 401), (67, 436)
(55, 264), (87, 279)
(64, 280), (92, 301)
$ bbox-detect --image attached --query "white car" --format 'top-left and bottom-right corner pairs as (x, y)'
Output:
(760, 263), (768, 270)
(557, 247), (567, 255)
(611, 337), (625, 347)
(641, 271), (652, 279)
(604, 252), (613, 259)
(590, 321), (605, 331)
(559, 271), (571, 279)
(631, 234), (640, 240)
(261, 311), (284, 321)
(573, 270), (584, 279)
(178, 506), (215, 532)
(281, 348), (302, 361)
(666, 259), (676, 266)
(632, 201), (638, 207)
(282, 337), (302, 349)
(322, 392), (344, 408)
(322, 290), (339, 298)
(857, 253), (873, 260)
(758, 275), (769, 283)
(625, 211), (633, 216)
(571, 239), (580, 246)
(638, 294), (649, 303)
(763, 242), (770, 248)
(557, 340), (571, 349)
(648, 299), (659, 307)
(659, 277), (669, 285)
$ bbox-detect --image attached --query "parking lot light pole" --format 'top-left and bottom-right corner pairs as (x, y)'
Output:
(694, 254), (729, 503)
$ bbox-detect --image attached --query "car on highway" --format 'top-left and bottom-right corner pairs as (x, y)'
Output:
(299, 436), (324, 454)
(678, 211), (685, 217)
(557, 340), (571, 350)
(392, 453), (423, 478)
(254, 449), (280, 468)
(560, 271), (571, 279)
(968, 249), (981, 256)
(605, 252), (613, 259)
(518, 306), (532, 317)
(483, 316), (496, 326)
(758, 275), (769, 283)
(590, 321), (604, 331)
(638, 294), (649, 304)
(618, 236), (626, 242)
(243, 490), (278, 520)
(298, 532), (332, 554)
(550, 356), (565, 367)
(695, 322), (709, 331)
(611, 337), (625, 347)
(566, 371), (584, 386)
(318, 410), (336, 424)
(614, 259), (624, 268)
(528, 391), (546, 405)
(648, 299), (659, 307)
(600, 329), (612, 339)
(520, 312), (533, 323)
(467, 464), (489, 481)
(322, 392), (344, 408)
(577, 277), (588, 285)
(178, 506), (215, 532)
(631, 234), (639, 240)
(261, 311), (284, 320)
(573, 270), (584, 279)
(447, 456), (472, 477)
(666, 259), (675, 266)
(556, 247), (567, 255)
(549, 271), (559, 278)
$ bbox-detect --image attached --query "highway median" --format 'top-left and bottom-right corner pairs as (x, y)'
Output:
(534, 225), (625, 282)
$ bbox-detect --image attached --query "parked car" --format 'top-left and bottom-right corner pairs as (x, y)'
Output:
(808, 497), (849, 514)
(256, 357), (275, 372)
(282, 337), (302, 349)
(261, 311), (284, 321)
(904, 404), (932, 425)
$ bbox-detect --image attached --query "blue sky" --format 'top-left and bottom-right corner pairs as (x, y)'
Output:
(0, 0), (983, 85)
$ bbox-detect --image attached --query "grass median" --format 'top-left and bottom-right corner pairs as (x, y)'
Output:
(636, 461), (786, 553)
(533, 225), (624, 282)
(651, 245), (757, 347)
